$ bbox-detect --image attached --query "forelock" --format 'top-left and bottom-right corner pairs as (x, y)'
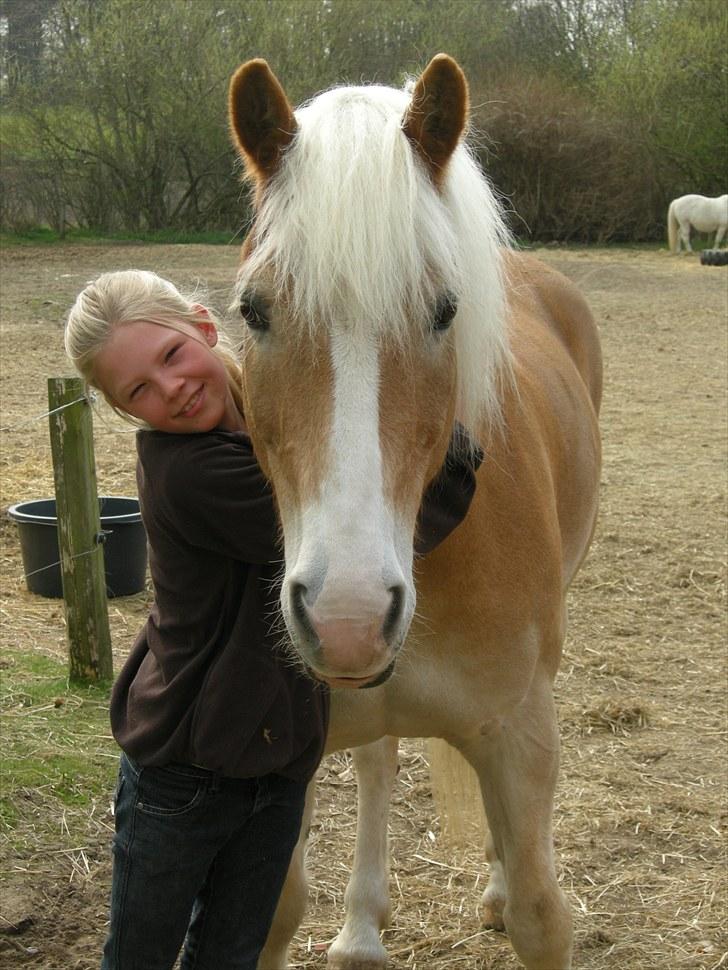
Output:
(236, 84), (462, 341)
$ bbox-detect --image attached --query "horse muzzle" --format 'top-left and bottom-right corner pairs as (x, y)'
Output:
(284, 578), (410, 687)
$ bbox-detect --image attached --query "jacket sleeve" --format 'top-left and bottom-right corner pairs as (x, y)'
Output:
(153, 432), (282, 565)
(414, 424), (484, 556)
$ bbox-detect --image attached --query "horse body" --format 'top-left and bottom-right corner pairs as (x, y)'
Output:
(228, 55), (601, 970)
(667, 193), (728, 252)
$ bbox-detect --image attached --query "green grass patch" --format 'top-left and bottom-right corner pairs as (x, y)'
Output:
(0, 650), (118, 848)
(520, 238), (668, 251)
(3, 229), (698, 251)
(0, 227), (238, 247)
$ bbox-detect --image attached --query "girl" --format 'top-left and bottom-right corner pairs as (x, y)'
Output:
(65, 269), (481, 970)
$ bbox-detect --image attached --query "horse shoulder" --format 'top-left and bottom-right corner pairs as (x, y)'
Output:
(485, 251), (602, 590)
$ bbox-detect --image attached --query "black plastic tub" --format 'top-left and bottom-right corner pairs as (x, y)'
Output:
(8, 496), (148, 598)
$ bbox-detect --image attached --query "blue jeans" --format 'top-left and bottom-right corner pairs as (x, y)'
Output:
(101, 752), (307, 970)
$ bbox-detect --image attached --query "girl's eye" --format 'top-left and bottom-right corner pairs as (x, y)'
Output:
(432, 293), (458, 332)
(129, 383), (146, 400)
(165, 344), (181, 363)
(240, 296), (270, 332)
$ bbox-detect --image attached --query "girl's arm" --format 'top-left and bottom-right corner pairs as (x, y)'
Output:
(145, 431), (282, 565)
(145, 426), (481, 566)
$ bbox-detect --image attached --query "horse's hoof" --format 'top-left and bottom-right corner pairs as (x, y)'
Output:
(481, 906), (506, 932)
(327, 936), (388, 970)
(480, 890), (506, 932)
(327, 955), (388, 970)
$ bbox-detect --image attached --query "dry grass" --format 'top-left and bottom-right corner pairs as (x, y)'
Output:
(0, 244), (726, 969)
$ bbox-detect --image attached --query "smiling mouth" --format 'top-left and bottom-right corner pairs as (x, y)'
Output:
(178, 387), (202, 417)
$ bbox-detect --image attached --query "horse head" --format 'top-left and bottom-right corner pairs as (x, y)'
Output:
(228, 55), (509, 689)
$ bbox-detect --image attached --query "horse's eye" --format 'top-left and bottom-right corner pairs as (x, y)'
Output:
(433, 294), (457, 332)
(240, 297), (270, 332)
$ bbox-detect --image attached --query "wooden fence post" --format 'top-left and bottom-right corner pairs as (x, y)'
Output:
(47, 377), (113, 683)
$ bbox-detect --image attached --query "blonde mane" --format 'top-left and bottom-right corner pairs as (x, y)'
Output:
(236, 81), (513, 435)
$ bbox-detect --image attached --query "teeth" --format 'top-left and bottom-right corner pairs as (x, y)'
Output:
(180, 389), (201, 416)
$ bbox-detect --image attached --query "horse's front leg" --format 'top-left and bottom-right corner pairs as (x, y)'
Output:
(327, 735), (399, 970)
(680, 222), (693, 252)
(714, 225), (727, 248)
(258, 780), (317, 970)
(461, 666), (573, 970)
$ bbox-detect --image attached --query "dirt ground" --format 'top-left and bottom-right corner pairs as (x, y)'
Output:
(0, 243), (726, 969)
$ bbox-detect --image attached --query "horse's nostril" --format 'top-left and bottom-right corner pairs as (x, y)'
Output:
(290, 582), (309, 623)
(383, 584), (405, 642)
(289, 581), (319, 644)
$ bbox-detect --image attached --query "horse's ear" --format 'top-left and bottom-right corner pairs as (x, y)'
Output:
(229, 59), (298, 181)
(402, 53), (468, 183)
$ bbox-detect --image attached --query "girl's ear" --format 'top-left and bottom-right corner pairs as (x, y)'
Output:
(198, 320), (219, 347)
(191, 305), (218, 347)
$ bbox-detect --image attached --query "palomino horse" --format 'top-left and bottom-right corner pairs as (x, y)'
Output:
(228, 54), (602, 970)
(667, 193), (728, 252)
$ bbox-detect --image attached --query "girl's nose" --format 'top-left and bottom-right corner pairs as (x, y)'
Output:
(160, 374), (184, 400)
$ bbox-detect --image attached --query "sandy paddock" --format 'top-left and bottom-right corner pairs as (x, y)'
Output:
(0, 243), (725, 968)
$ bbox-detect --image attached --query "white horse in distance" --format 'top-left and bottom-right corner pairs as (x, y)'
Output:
(667, 193), (728, 253)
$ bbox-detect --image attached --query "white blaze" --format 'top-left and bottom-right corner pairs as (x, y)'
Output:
(290, 328), (412, 622)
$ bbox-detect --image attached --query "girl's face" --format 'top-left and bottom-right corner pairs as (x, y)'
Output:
(93, 318), (243, 433)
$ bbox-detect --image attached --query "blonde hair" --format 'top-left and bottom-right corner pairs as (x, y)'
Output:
(65, 269), (244, 424)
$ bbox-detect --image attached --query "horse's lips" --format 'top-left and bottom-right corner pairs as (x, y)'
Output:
(312, 659), (397, 690)
(323, 675), (380, 689)
(308, 669), (382, 690)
